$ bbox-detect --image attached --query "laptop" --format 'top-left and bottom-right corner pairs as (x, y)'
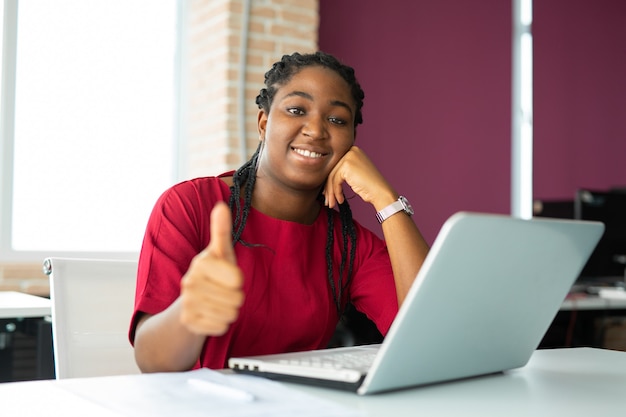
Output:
(228, 212), (604, 395)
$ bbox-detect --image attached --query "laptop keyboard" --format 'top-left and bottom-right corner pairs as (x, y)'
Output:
(277, 349), (377, 372)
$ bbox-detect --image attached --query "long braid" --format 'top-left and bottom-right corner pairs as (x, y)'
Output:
(325, 206), (338, 312)
(339, 201), (357, 297)
(325, 201), (358, 315)
(229, 144), (261, 245)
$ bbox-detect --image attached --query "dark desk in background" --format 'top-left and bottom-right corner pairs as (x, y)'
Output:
(0, 291), (55, 381)
(541, 287), (626, 350)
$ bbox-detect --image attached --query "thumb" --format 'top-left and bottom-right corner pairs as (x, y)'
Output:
(208, 201), (236, 263)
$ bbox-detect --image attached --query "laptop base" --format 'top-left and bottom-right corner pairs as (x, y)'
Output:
(232, 368), (365, 392)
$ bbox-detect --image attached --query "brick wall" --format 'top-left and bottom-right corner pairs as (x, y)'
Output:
(183, 0), (319, 179)
(0, 263), (49, 296)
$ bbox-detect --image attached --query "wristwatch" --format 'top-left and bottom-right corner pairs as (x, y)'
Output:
(376, 196), (414, 224)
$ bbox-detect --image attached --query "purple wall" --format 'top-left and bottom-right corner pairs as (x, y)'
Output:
(533, 0), (626, 199)
(319, 0), (626, 244)
(319, 0), (512, 244)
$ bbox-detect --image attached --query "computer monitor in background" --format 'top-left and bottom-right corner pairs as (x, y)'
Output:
(574, 188), (626, 282)
(533, 199), (575, 220)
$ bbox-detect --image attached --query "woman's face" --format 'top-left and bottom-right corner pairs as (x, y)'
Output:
(256, 65), (356, 193)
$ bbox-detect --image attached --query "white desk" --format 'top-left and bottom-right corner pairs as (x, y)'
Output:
(0, 291), (51, 318)
(561, 290), (626, 311)
(1, 348), (625, 416)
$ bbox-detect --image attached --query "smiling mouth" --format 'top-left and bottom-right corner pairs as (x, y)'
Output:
(292, 147), (325, 159)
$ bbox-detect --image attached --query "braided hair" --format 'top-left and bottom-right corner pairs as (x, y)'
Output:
(228, 52), (365, 315)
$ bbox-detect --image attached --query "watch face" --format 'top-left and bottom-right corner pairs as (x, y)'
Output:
(399, 196), (414, 216)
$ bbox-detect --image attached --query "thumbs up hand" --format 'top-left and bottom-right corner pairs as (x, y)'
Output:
(180, 201), (244, 336)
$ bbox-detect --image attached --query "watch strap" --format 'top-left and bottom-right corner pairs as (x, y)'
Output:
(376, 199), (406, 223)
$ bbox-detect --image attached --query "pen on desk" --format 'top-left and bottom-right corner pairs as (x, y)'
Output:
(187, 378), (255, 402)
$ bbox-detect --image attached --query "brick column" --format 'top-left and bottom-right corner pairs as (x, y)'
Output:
(183, 0), (319, 179)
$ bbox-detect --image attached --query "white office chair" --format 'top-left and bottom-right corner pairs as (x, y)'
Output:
(44, 257), (141, 379)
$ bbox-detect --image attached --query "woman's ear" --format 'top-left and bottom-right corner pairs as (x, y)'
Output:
(257, 109), (268, 141)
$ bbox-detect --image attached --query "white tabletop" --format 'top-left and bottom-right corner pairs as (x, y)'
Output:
(287, 347), (626, 416)
(1, 347), (625, 416)
(0, 291), (52, 319)
(561, 289), (626, 311)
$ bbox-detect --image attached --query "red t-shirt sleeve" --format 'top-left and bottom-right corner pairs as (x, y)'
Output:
(129, 178), (226, 343)
(349, 221), (398, 336)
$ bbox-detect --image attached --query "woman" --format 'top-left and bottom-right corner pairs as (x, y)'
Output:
(130, 51), (430, 372)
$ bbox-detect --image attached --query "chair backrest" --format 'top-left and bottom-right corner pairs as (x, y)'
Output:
(44, 257), (141, 379)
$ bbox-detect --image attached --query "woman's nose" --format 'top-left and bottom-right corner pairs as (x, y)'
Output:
(302, 117), (326, 139)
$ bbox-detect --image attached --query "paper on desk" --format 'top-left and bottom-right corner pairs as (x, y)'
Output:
(57, 368), (364, 417)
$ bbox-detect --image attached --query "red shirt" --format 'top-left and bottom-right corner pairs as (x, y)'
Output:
(130, 175), (398, 369)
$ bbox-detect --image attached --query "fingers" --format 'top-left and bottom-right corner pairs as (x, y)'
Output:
(325, 146), (364, 208)
(325, 151), (352, 209)
(181, 262), (244, 336)
(325, 146), (393, 209)
(324, 176), (343, 209)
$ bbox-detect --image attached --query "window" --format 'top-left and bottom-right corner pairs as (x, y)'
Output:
(1, 0), (181, 261)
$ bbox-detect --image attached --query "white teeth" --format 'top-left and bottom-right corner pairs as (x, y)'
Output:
(293, 148), (323, 158)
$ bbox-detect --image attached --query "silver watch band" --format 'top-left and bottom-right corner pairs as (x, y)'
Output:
(376, 200), (403, 223)
(376, 196), (414, 224)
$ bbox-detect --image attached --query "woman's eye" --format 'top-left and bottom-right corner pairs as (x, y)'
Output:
(288, 107), (304, 115)
(329, 117), (347, 125)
